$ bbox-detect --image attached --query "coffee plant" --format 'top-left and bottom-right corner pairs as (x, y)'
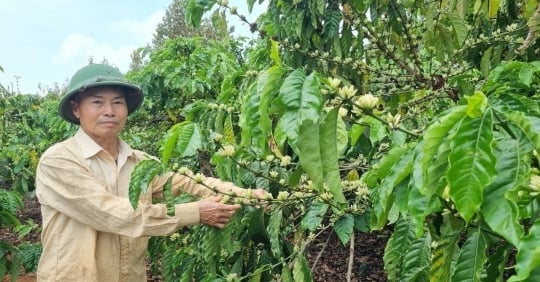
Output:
(4, 0), (540, 281)
(0, 83), (57, 280)
(127, 0), (540, 281)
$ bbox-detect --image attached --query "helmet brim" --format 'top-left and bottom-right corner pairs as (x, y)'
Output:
(59, 81), (143, 125)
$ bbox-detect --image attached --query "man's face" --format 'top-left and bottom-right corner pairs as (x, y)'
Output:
(71, 87), (128, 140)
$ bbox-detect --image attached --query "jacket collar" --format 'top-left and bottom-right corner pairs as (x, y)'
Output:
(74, 128), (135, 161)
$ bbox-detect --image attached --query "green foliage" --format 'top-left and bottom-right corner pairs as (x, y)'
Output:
(1, 93), (75, 195)
(126, 0), (540, 280)
(367, 61), (540, 281)
(7, 0), (540, 281)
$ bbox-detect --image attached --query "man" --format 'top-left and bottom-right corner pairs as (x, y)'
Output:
(35, 64), (266, 281)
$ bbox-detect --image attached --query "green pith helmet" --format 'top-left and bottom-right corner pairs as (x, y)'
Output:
(59, 63), (144, 124)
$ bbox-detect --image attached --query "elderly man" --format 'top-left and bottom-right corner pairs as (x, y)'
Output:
(35, 64), (265, 281)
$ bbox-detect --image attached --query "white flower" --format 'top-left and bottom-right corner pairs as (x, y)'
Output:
(269, 170), (279, 178)
(319, 192), (333, 201)
(327, 78), (341, 89)
(356, 94), (379, 110)
(279, 179), (287, 185)
(177, 167), (192, 175)
(193, 173), (206, 184)
(338, 85), (358, 99)
(212, 133), (224, 142)
(529, 175), (540, 192)
(386, 113), (402, 129)
(225, 273), (238, 282)
(338, 107), (348, 117)
(265, 155), (275, 162)
(217, 145), (235, 157)
(355, 185), (370, 199)
(277, 191), (289, 201)
(280, 155), (291, 167)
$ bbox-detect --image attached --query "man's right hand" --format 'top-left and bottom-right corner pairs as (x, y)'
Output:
(197, 195), (241, 228)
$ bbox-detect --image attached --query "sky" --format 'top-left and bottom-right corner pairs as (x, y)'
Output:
(0, 0), (263, 95)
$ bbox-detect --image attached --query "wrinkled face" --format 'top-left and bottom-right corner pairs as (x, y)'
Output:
(71, 87), (128, 141)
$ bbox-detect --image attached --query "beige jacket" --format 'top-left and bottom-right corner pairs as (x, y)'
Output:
(36, 128), (244, 281)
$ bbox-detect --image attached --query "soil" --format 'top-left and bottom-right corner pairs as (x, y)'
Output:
(1, 197), (390, 282)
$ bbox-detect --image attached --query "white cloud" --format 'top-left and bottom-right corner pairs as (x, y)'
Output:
(112, 10), (165, 42)
(54, 33), (137, 71)
(53, 10), (165, 73)
(54, 33), (96, 63)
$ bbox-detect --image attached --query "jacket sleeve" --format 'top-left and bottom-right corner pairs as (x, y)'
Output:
(151, 171), (249, 200)
(36, 150), (200, 237)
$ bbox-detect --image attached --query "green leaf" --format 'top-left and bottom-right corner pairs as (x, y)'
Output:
(465, 91), (488, 118)
(292, 254), (312, 282)
(297, 119), (324, 191)
(257, 66), (288, 135)
(506, 112), (540, 155)
(177, 122), (201, 157)
(400, 233), (431, 282)
(362, 115), (387, 145)
(371, 145), (414, 230)
(480, 47), (492, 78)
(246, 208), (268, 243)
(268, 209), (283, 258)
(518, 63), (534, 87)
(203, 227), (221, 273)
(159, 123), (181, 167)
(508, 219), (540, 282)
(451, 231), (487, 281)
(481, 137), (526, 247)
(300, 202), (328, 231)
(447, 13), (468, 45)
(240, 85), (265, 148)
(334, 214), (354, 245)
(420, 105), (467, 192)
(270, 40), (282, 66)
(281, 262), (294, 282)
(185, 0), (206, 27)
(274, 69), (322, 145)
(490, 93), (540, 117)
(429, 215), (464, 282)
(223, 113), (235, 144)
(349, 124), (365, 147)
(384, 218), (416, 281)
(319, 109), (345, 201)
(447, 109), (496, 222)
(129, 159), (163, 209)
(297, 109), (345, 202)
(425, 138), (452, 199)
(335, 114), (348, 156)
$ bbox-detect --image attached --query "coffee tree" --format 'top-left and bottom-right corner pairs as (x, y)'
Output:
(126, 0), (540, 281)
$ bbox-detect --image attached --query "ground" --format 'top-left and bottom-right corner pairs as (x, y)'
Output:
(1, 197), (390, 282)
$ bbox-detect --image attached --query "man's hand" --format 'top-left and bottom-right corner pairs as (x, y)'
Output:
(197, 195), (241, 228)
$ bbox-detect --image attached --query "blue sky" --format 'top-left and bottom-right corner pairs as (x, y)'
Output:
(0, 0), (262, 94)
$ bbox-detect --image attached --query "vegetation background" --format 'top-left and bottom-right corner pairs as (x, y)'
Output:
(2, 0), (540, 281)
